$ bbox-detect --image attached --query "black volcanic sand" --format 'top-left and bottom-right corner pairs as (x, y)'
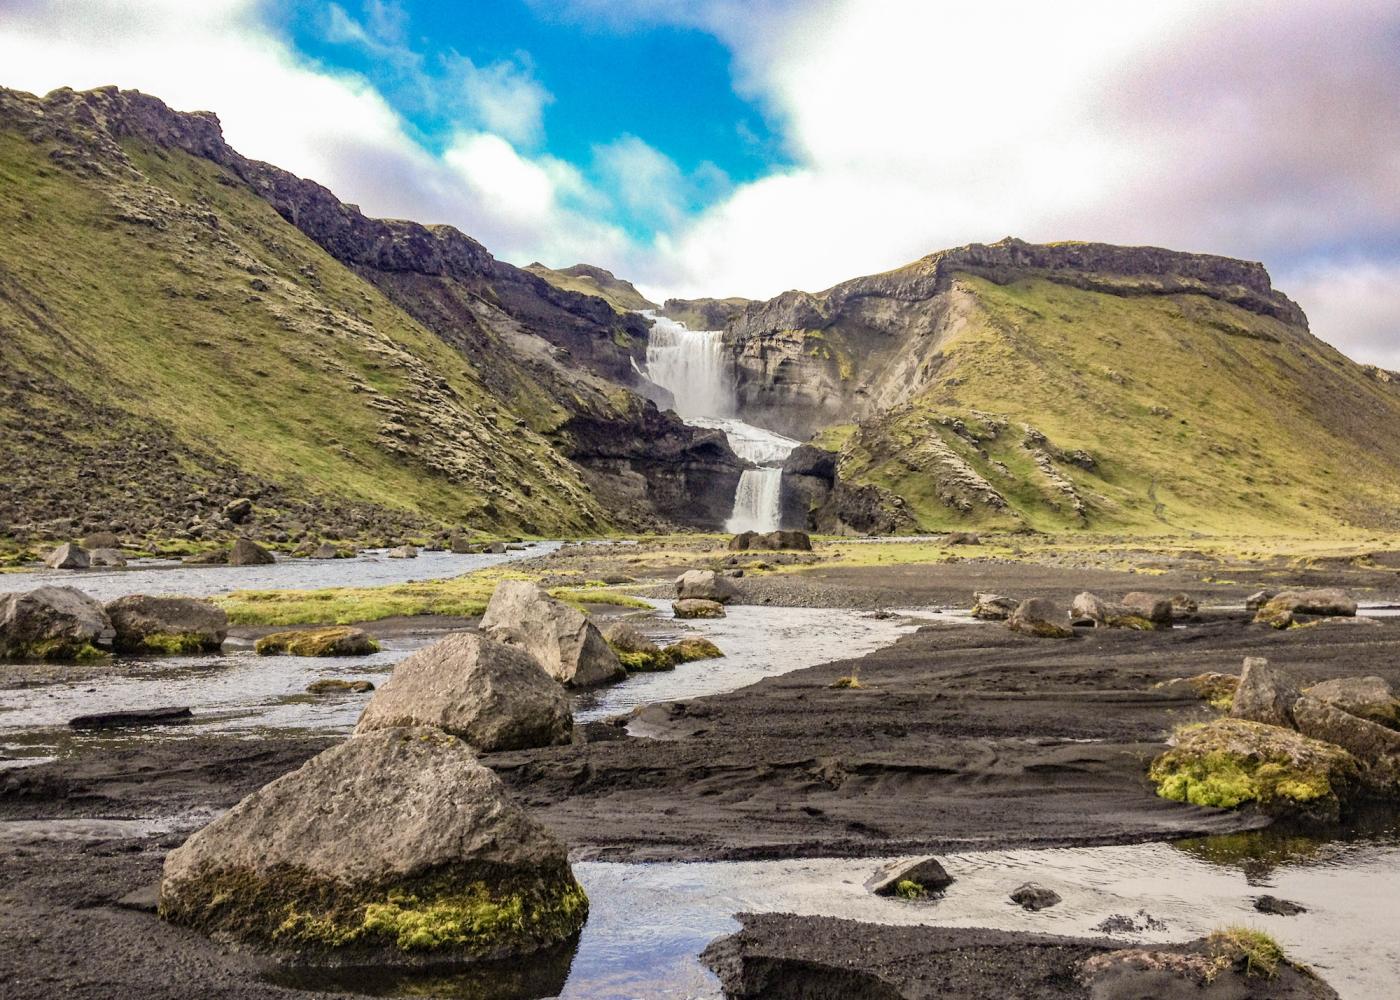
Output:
(701, 913), (1339, 1000)
(3, 559), (1397, 998)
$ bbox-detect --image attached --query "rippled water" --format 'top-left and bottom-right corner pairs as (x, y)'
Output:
(0, 545), (559, 602)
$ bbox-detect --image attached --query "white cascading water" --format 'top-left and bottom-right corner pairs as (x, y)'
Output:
(642, 312), (798, 532)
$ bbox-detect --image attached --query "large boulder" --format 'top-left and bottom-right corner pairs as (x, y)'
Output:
(228, 538), (275, 566)
(104, 595), (228, 654)
(1255, 588), (1357, 629)
(255, 626), (379, 657)
(386, 545), (418, 559)
(223, 498), (254, 524)
(1070, 591), (1108, 626)
(1230, 656), (1299, 728)
(44, 542), (90, 570)
(1006, 598), (1073, 639)
(480, 580), (624, 687)
(89, 548), (128, 567)
(1292, 695), (1400, 794)
(1304, 676), (1400, 729)
(159, 727), (588, 960)
(971, 593), (1018, 621)
(1149, 718), (1360, 821)
(0, 586), (113, 660)
(357, 633), (570, 752)
(601, 620), (671, 672)
(676, 569), (739, 604)
(1071, 592), (1164, 630)
(673, 598), (725, 619)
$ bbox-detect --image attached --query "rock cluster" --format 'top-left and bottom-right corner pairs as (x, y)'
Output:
(728, 530), (812, 552)
(1254, 588), (1358, 628)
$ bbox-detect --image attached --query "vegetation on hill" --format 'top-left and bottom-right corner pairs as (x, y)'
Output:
(524, 262), (657, 313)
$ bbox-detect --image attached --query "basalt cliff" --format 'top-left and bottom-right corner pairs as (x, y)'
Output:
(0, 85), (740, 552)
(693, 239), (1400, 535)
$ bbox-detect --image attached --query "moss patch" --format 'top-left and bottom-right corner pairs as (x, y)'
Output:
(256, 627), (379, 657)
(116, 631), (219, 655)
(1, 639), (109, 662)
(1148, 718), (1359, 819)
(1207, 926), (1287, 980)
(665, 638), (724, 664)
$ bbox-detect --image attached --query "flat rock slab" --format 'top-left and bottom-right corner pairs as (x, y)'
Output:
(69, 707), (193, 729)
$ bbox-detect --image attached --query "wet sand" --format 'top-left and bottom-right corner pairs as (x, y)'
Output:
(2, 553), (1398, 998)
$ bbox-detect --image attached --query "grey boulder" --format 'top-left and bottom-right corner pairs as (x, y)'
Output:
(356, 633), (571, 751)
(386, 545), (418, 559)
(865, 857), (954, 897)
(1304, 676), (1400, 729)
(159, 726), (588, 960)
(104, 595), (228, 654)
(673, 598), (725, 619)
(1230, 656), (1299, 728)
(1007, 598), (1073, 639)
(0, 585), (113, 660)
(972, 593), (1019, 621)
(675, 569), (738, 604)
(44, 542), (90, 570)
(480, 580), (624, 687)
(89, 547), (128, 567)
(1292, 695), (1400, 794)
(228, 538), (275, 566)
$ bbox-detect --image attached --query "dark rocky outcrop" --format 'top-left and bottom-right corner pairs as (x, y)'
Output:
(69, 706), (192, 729)
(356, 633), (571, 752)
(1009, 882), (1061, 911)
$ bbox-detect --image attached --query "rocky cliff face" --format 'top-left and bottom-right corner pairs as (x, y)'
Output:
(525, 262), (658, 314)
(0, 86), (740, 542)
(717, 239), (1400, 534)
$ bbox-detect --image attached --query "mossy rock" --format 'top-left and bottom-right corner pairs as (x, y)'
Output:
(159, 727), (588, 961)
(1149, 718), (1360, 821)
(664, 638), (724, 664)
(256, 626), (380, 657)
(614, 648), (674, 673)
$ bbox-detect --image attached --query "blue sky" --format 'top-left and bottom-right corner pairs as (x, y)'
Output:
(1, 0), (1398, 366)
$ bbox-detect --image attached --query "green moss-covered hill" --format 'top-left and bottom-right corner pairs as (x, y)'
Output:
(524, 262), (657, 314)
(733, 240), (1400, 535)
(0, 86), (740, 551)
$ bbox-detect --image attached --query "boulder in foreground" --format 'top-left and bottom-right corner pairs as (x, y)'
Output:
(1149, 718), (1359, 821)
(1007, 598), (1073, 639)
(480, 580), (624, 687)
(1304, 676), (1400, 729)
(159, 726), (588, 961)
(256, 626), (379, 657)
(0, 586), (113, 661)
(356, 633), (571, 752)
(675, 569), (738, 604)
(105, 595), (228, 654)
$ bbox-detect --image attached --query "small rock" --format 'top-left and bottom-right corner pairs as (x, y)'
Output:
(971, 593), (1018, 621)
(1246, 589), (1276, 612)
(255, 626), (379, 657)
(306, 679), (374, 694)
(1255, 588), (1357, 628)
(664, 637), (724, 663)
(1009, 882), (1061, 910)
(1170, 592), (1199, 618)
(946, 532), (980, 545)
(386, 544), (418, 559)
(1120, 592), (1174, 628)
(80, 532), (120, 550)
(1254, 895), (1307, 916)
(308, 542), (340, 559)
(44, 542), (90, 570)
(865, 857), (954, 898)
(673, 598), (725, 619)
(1230, 656), (1299, 728)
(89, 548), (128, 567)
(222, 498), (254, 524)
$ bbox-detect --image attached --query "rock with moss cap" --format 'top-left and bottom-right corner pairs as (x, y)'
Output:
(601, 620), (672, 672)
(105, 595), (228, 654)
(972, 593), (1019, 621)
(480, 580), (624, 687)
(356, 633), (570, 752)
(665, 637), (724, 664)
(1148, 718), (1360, 821)
(1254, 588), (1356, 628)
(1007, 598), (1073, 639)
(159, 726), (587, 961)
(674, 598), (725, 620)
(1304, 676), (1400, 729)
(0, 585), (113, 661)
(1291, 695), (1400, 794)
(1120, 592), (1174, 629)
(256, 626), (379, 657)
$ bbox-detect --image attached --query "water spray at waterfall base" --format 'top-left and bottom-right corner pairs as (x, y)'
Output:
(642, 312), (798, 532)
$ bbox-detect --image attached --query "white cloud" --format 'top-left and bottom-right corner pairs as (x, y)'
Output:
(0, 0), (621, 265)
(1283, 259), (1400, 370)
(441, 53), (553, 148)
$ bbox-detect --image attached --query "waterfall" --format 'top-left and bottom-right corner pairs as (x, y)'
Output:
(643, 313), (732, 420)
(642, 311), (797, 532)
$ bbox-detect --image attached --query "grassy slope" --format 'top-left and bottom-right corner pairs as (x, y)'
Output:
(839, 275), (1400, 535)
(524, 263), (656, 314)
(0, 130), (605, 536)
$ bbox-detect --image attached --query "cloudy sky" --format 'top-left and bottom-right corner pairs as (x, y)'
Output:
(2, 0), (1397, 365)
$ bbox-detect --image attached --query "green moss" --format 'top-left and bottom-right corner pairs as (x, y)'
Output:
(614, 649), (674, 673)
(6, 639), (110, 662)
(163, 863), (587, 958)
(894, 879), (925, 900)
(117, 631), (217, 655)
(1208, 926), (1286, 979)
(664, 637), (724, 663)
(256, 626), (379, 657)
(1148, 719), (1359, 818)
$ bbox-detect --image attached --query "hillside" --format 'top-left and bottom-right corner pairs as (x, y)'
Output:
(0, 86), (740, 552)
(524, 262), (657, 313)
(715, 239), (1400, 535)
